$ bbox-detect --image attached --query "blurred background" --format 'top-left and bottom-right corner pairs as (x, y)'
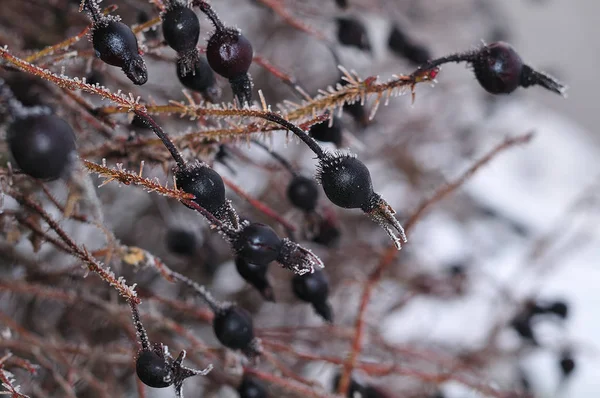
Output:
(1, 0), (599, 397)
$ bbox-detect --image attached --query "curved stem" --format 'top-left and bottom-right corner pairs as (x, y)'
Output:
(169, 271), (222, 313)
(194, 1), (225, 31)
(133, 110), (186, 168)
(84, 0), (101, 23)
(259, 112), (325, 158)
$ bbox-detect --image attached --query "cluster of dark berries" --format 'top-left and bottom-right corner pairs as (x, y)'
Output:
(510, 299), (569, 344)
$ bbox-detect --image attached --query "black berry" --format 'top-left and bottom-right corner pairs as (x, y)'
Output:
(92, 20), (148, 85)
(312, 217), (341, 247)
(212, 306), (255, 350)
(547, 300), (569, 319)
(235, 256), (275, 302)
(175, 162), (226, 216)
(318, 155), (373, 210)
(309, 117), (343, 147)
(336, 17), (371, 52)
(136, 350), (172, 388)
(335, 0), (348, 9)
(206, 27), (254, 104)
(165, 228), (197, 257)
(238, 374), (268, 398)
(388, 25), (430, 65)
(559, 352), (576, 378)
(177, 56), (217, 95)
(287, 175), (319, 212)
(8, 114), (76, 181)
(292, 269), (333, 322)
(206, 28), (253, 80)
(472, 42), (523, 94)
(232, 223), (283, 265)
(162, 6), (200, 54)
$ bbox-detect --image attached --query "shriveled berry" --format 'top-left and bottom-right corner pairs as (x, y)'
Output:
(136, 350), (172, 388)
(292, 269), (333, 322)
(317, 155), (373, 210)
(213, 306), (254, 350)
(177, 56), (216, 93)
(472, 41), (523, 94)
(287, 175), (319, 212)
(92, 21), (148, 85)
(162, 6), (200, 54)
(207, 28), (253, 79)
(336, 17), (371, 52)
(232, 223), (282, 265)
(238, 374), (268, 398)
(175, 163), (226, 216)
(309, 117), (343, 147)
(165, 228), (196, 257)
(235, 256), (274, 301)
(8, 114), (76, 181)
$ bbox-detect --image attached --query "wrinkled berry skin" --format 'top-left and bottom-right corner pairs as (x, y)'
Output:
(206, 28), (253, 79)
(473, 42), (523, 94)
(175, 164), (226, 215)
(233, 223), (282, 265)
(287, 175), (319, 212)
(177, 56), (216, 93)
(238, 374), (268, 398)
(318, 155), (373, 209)
(8, 115), (76, 181)
(213, 306), (254, 350)
(92, 21), (148, 85)
(162, 6), (200, 54)
(136, 350), (171, 388)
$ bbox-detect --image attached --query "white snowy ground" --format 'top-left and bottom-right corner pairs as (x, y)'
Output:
(378, 100), (600, 397)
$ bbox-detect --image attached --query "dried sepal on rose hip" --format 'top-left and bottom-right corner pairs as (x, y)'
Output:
(416, 41), (566, 96)
(230, 221), (324, 275)
(316, 152), (407, 249)
(83, 0), (148, 85)
(129, 301), (212, 396)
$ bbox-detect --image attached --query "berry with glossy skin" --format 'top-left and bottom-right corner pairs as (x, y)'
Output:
(177, 56), (216, 94)
(238, 374), (268, 398)
(162, 6), (200, 54)
(472, 41), (523, 94)
(92, 20), (148, 85)
(232, 223), (283, 265)
(317, 155), (373, 210)
(175, 163), (226, 216)
(388, 25), (430, 65)
(235, 256), (275, 302)
(213, 306), (254, 350)
(206, 28), (253, 79)
(136, 350), (172, 388)
(8, 114), (76, 181)
(309, 117), (343, 147)
(165, 228), (196, 257)
(336, 17), (371, 52)
(287, 175), (319, 212)
(292, 269), (333, 322)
